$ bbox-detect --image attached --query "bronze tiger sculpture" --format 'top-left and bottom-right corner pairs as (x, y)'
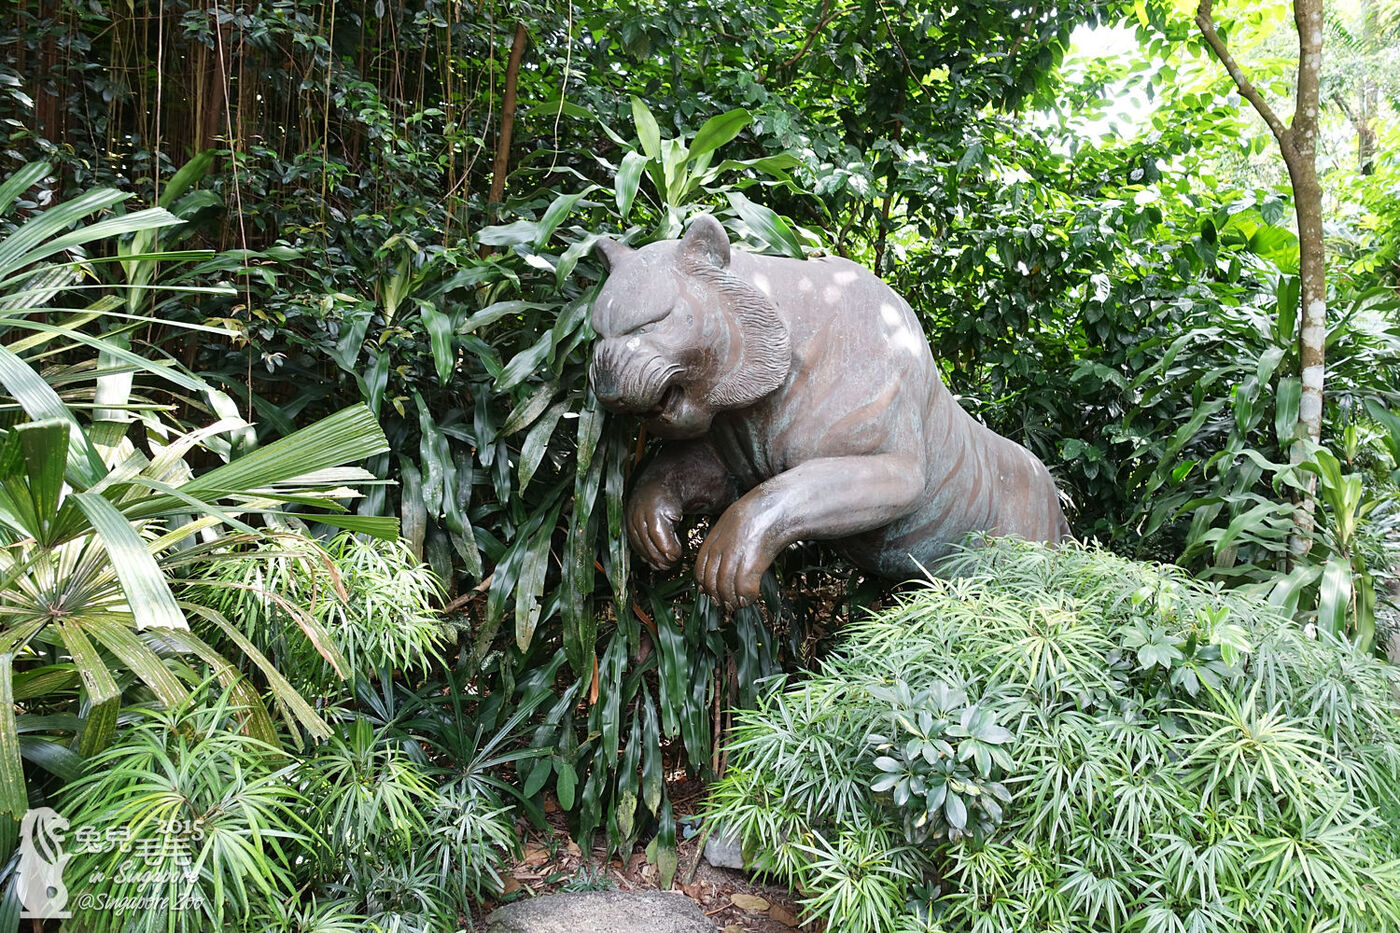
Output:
(589, 214), (1069, 610)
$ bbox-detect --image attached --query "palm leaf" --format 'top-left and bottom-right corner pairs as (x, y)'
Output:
(72, 491), (188, 631)
(180, 604), (334, 741)
(55, 619), (120, 756)
(0, 654), (27, 818)
(0, 344), (105, 486)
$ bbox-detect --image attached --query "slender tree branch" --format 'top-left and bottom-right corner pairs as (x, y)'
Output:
(782, 0), (839, 68)
(1330, 89), (1358, 125)
(1195, 0), (1291, 145)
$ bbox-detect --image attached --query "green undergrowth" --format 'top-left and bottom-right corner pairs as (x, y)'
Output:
(707, 539), (1400, 933)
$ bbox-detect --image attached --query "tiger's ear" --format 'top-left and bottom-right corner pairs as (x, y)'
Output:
(680, 213), (731, 269)
(592, 237), (633, 272)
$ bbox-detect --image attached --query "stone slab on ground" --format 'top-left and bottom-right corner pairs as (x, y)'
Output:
(485, 890), (713, 933)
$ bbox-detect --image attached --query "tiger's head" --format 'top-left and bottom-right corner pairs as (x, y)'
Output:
(589, 214), (791, 438)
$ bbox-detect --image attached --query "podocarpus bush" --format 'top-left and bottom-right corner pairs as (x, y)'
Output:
(707, 540), (1400, 933)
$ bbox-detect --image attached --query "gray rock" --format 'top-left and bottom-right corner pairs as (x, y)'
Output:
(485, 890), (711, 933)
(702, 823), (745, 870)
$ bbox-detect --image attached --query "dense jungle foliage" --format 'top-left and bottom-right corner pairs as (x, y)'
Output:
(0, 0), (1398, 929)
(711, 540), (1400, 933)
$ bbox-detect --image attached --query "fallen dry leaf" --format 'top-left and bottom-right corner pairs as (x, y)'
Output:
(722, 927), (743, 933)
(499, 876), (521, 895)
(770, 905), (799, 926)
(730, 893), (771, 912)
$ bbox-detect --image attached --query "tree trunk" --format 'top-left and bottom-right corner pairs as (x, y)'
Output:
(488, 22), (529, 210)
(35, 0), (65, 146)
(479, 21), (528, 256)
(199, 4), (229, 155)
(1287, 0), (1326, 557)
(1196, 0), (1326, 559)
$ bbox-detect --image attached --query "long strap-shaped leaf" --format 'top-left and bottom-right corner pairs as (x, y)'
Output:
(1, 318), (208, 391)
(0, 344), (105, 487)
(10, 421), (68, 546)
(0, 654), (27, 818)
(55, 619), (120, 757)
(0, 188), (127, 277)
(0, 163), (48, 219)
(79, 616), (189, 708)
(72, 490), (188, 631)
(180, 603), (333, 741)
(178, 404), (389, 500)
(0, 198), (179, 281)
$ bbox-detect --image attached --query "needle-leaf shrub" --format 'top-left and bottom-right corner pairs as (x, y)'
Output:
(707, 540), (1400, 933)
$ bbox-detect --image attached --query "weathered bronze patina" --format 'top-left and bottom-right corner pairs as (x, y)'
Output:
(589, 214), (1069, 610)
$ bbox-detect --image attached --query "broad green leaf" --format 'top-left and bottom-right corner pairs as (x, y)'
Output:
(655, 798), (679, 889)
(158, 150), (215, 209)
(176, 405), (388, 502)
(73, 490), (188, 631)
(615, 151), (649, 220)
(631, 96), (661, 159)
(476, 219), (539, 247)
(688, 108), (750, 161)
(1274, 275), (1300, 342)
(534, 188), (595, 248)
(0, 187), (128, 278)
(18, 736), (84, 782)
(0, 163), (48, 217)
(55, 619), (120, 756)
(0, 344), (105, 486)
(641, 693), (662, 814)
(0, 655), (27, 818)
(2, 203), (180, 282)
(1317, 555), (1352, 638)
(555, 758), (578, 811)
(515, 503), (562, 651)
(957, 141), (986, 174)
(496, 332), (554, 391)
(0, 421), (67, 543)
(562, 395), (605, 676)
(1274, 377), (1301, 448)
(16, 421), (66, 535)
(500, 382), (558, 437)
(726, 192), (805, 259)
(605, 427), (630, 623)
(660, 138), (690, 205)
(419, 302), (456, 385)
(519, 400), (567, 492)
(398, 457), (427, 558)
(310, 513), (398, 539)
(459, 300), (550, 335)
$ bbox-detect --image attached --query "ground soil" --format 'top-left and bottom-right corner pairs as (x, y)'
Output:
(477, 782), (811, 932)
